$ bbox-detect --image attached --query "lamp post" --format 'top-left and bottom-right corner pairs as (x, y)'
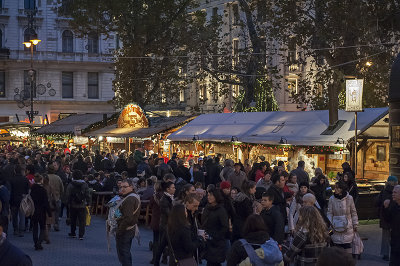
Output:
(23, 38), (41, 123)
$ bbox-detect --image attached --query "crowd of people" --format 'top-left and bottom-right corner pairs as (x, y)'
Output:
(0, 143), (398, 266)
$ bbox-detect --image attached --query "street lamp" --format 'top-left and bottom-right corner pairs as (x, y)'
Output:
(23, 37), (41, 123)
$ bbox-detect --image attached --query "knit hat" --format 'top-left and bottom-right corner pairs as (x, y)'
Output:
(388, 176), (398, 182)
(299, 182), (309, 189)
(220, 181), (231, 190)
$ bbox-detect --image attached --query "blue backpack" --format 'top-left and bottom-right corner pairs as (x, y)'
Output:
(239, 238), (283, 266)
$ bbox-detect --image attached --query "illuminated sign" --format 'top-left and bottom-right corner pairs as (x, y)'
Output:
(117, 104), (149, 128)
(346, 79), (364, 112)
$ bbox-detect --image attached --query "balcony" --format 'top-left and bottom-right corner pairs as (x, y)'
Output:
(9, 50), (114, 63)
(0, 8), (9, 17)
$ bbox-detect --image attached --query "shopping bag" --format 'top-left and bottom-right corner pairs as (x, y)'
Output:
(86, 206), (91, 226)
(352, 232), (364, 255)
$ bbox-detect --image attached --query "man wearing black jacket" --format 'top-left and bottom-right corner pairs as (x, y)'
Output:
(154, 181), (175, 266)
(260, 191), (284, 244)
(383, 184), (400, 266)
(10, 164), (29, 236)
(267, 173), (288, 225)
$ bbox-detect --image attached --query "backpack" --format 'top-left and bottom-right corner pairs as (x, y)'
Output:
(71, 184), (86, 205)
(20, 193), (35, 217)
(239, 238), (283, 266)
(106, 194), (141, 251)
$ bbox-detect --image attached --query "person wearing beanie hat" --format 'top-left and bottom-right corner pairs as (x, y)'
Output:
(377, 176), (399, 261)
(299, 182), (310, 189)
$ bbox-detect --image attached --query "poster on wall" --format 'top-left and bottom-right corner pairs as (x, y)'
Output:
(345, 79), (364, 112)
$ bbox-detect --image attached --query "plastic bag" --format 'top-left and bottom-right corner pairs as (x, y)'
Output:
(352, 232), (364, 255)
(86, 206), (91, 226)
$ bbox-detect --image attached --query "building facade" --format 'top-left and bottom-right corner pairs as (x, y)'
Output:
(0, 0), (116, 124)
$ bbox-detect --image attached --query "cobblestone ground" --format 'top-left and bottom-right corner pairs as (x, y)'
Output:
(7, 216), (388, 266)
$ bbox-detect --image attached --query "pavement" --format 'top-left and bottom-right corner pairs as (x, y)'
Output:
(7, 216), (389, 266)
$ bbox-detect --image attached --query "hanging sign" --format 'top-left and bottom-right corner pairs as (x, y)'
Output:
(345, 79), (364, 112)
(117, 104), (149, 128)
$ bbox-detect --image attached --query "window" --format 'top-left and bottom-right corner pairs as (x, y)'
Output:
(212, 7), (218, 18)
(233, 39), (239, 66)
(87, 33), (99, 53)
(62, 72), (73, 98)
(24, 28), (37, 51)
(199, 83), (207, 100)
(377, 145), (386, 161)
(24, 70), (36, 98)
(62, 30), (73, 53)
(179, 89), (185, 102)
(161, 89), (166, 103)
(0, 71), (5, 97)
(288, 78), (298, 94)
(88, 72), (99, 99)
(24, 0), (35, 9)
(232, 4), (240, 24)
(213, 84), (219, 101)
(232, 85), (240, 98)
(288, 37), (297, 64)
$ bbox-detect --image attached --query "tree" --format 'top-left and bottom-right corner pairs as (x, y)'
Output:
(58, 0), (281, 112)
(263, 0), (400, 125)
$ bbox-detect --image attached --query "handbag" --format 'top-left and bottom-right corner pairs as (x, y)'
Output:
(332, 215), (348, 232)
(86, 206), (91, 226)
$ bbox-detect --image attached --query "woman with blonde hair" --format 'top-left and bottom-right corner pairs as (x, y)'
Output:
(284, 206), (329, 265)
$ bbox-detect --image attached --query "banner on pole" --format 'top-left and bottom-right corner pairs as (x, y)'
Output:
(346, 79), (364, 112)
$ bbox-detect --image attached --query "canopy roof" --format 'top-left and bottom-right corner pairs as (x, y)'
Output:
(35, 113), (113, 135)
(168, 108), (388, 146)
(84, 116), (195, 138)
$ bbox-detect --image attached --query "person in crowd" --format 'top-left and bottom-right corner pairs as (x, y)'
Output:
(376, 175), (398, 261)
(149, 181), (163, 264)
(0, 216), (32, 266)
(291, 161), (309, 185)
(283, 206), (329, 265)
(136, 178), (147, 194)
(140, 178), (155, 201)
(260, 191), (284, 244)
(282, 171), (294, 199)
(192, 164), (205, 186)
(94, 150), (103, 171)
(227, 163), (247, 189)
(311, 174), (328, 212)
(126, 155), (137, 178)
(310, 168), (323, 183)
(154, 181), (175, 266)
(254, 162), (267, 183)
(137, 157), (152, 178)
(72, 155), (88, 174)
(168, 204), (202, 265)
(114, 153), (128, 174)
(288, 182), (312, 233)
(10, 164), (29, 236)
(26, 164), (35, 187)
(341, 172), (359, 204)
(287, 172), (299, 195)
(383, 184), (400, 266)
(188, 159), (194, 181)
(327, 181), (358, 253)
(103, 172), (118, 192)
(341, 162), (355, 181)
(175, 183), (196, 204)
(243, 159), (252, 178)
(101, 153), (114, 173)
(232, 180), (256, 241)
(316, 247), (356, 266)
(256, 169), (272, 191)
(219, 181), (235, 242)
(172, 159), (190, 183)
(202, 188), (229, 266)
(42, 174), (55, 244)
(0, 178), (10, 234)
(183, 194), (202, 263)
(30, 174), (51, 250)
(47, 164), (64, 231)
(89, 172), (104, 192)
(66, 170), (90, 240)
(115, 179), (141, 266)
(267, 172), (288, 224)
(220, 159), (235, 182)
(227, 214), (277, 266)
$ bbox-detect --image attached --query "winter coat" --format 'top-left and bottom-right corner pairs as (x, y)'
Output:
(100, 158), (113, 172)
(256, 178), (272, 191)
(0, 185), (10, 217)
(193, 171), (205, 185)
(202, 203), (229, 263)
(149, 192), (163, 231)
(66, 180), (91, 209)
(221, 166), (235, 182)
(174, 166), (191, 183)
(376, 185), (394, 229)
(114, 158), (127, 174)
(383, 200), (400, 252)
(291, 167), (310, 185)
(260, 205), (285, 244)
(0, 238), (32, 266)
(116, 192), (140, 235)
(232, 192), (253, 241)
(47, 174), (64, 201)
(267, 185), (288, 224)
(30, 184), (51, 221)
(9, 174), (29, 207)
(311, 179), (328, 210)
(159, 193), (173, 230)
(73, 160), (88, 174)
(288, 197), (302, 231)
(169, 225), (200, 261)
(327, 193), (358, 244)
(227, 170), (247, 189)
(227, 230), (270, 266)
